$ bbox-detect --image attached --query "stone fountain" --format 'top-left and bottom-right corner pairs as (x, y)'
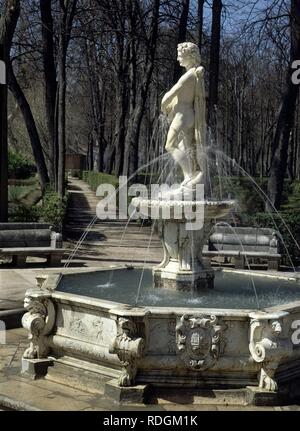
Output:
(20, 43), (300, 406)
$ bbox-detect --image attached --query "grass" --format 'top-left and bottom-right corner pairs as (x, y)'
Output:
(8, 176), (42, 206)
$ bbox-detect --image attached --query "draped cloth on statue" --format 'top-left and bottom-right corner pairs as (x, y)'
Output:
(194, 66), (206, 173)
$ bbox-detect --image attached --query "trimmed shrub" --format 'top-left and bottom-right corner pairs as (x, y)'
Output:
(8, 151), (36, 179)
(281, 180), (300, 213)
(81, 171), (119, 192)
(39, 191), (68, 232)
(211, 177), (300, 264)
(8, 190), (69, 233)
(68, 169), (82, 178)
(242, 211), (300, 264)
(8, 203), (40, 222)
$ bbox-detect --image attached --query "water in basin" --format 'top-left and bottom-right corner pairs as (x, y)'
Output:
(57, 268), (300, 309)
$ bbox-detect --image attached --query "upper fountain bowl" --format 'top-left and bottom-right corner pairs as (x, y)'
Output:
(131, 197), (236, 221)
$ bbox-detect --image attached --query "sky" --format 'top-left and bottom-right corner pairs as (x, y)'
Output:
(190, 0), (286, 37)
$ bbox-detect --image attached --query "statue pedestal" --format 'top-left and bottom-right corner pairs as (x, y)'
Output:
(131, 198), (235, 293)
(153, 218), (214, 292)
(153, 265), (214, 291)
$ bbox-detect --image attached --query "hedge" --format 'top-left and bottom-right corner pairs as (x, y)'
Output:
(81, 171), (119, 192)
(241, 211), (300, 264)
(9, 191), (68, 233)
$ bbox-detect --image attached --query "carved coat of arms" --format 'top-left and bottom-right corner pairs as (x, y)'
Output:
(176, 314), (226, 370)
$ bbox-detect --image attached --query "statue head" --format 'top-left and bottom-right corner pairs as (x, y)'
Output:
(271, 320), (282, 335)
(24, 295), (47, 316)
(177, 42), (201, 68)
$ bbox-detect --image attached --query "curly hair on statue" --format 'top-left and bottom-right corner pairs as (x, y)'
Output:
(177, 42), (201, 65)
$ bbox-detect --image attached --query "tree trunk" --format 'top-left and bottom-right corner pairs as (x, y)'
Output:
(0, 45), (8, 222)
(113, 22), (130, 176)
(86, 38), (106, 173)
(105, 144), (115, 174)
(287, 128), (295, 179)
(173, 0), (190, 82)
(123, 0), (160, 178)
(97, 95), (107, 172)
(122, 23), (137, 177)
(114, 81), (128, 176)
(97, 92), (107, 172)
(295, 99), (299, 179)
(208, 0), (223, 133)
(97, 137), (103, 172)
(87, 134), (93, 170)
(127, 100), (144, 177)
(57, 47), (66, 197)
(266, 0), (300, 210)
(40, 0), (57, 185)
(56, 0), (78, 197)
(0, 0), (20, 221)
(198, 0), (205, 53)
(7, 61), (50, 192)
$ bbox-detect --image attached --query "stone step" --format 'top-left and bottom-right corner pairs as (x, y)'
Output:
(148, 387), (282, 406)
(45, 356), (118, 395)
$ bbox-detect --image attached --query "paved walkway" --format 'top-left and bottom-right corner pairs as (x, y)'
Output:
(64, 177), (162, 267)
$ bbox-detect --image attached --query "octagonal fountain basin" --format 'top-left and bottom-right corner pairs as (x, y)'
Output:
(21, 267), (300, 405)
(57, 268), (300, 310)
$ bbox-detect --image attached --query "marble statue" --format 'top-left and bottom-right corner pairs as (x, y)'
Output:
(131, 42), (234, 292)
(161, 42), (206, 189)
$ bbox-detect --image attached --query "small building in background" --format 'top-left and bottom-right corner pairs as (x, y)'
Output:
(65, 153), (87, 171)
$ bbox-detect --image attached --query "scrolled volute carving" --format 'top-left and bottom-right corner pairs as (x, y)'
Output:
(109, 318), (145, 387)
(21, 292), (55, 359)
(249, 312), (292, 391)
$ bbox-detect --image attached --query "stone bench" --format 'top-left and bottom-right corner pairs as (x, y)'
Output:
(202, 225), (282, 271)
(0, 223), (66, 267)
